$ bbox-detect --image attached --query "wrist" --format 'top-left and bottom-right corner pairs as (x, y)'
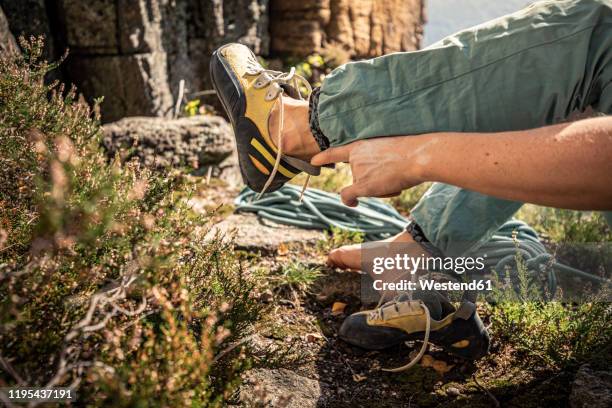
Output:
(401, 134), (436, 184)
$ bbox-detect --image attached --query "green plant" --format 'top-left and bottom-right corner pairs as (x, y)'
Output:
(516, 205), (611, 242)
(488, 253), (612, 370)
(320, 43), (351, 68)
(0, 38), (261, 406)
(272, 261), (322, 293)
(184, 99), (200, 116)
(283, 47), (348, 92)
(388, 182), (432, 215)
(316, 226), (365, 255)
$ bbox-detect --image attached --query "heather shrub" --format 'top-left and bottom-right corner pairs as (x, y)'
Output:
(0, 38), (260, 406)
(488, 259), (612, 370)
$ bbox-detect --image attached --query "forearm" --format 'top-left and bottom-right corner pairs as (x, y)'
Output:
(413, 117), (612, 210)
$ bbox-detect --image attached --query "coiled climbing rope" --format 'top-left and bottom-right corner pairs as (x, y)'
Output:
(235, 184), (408, 241)
(235, 185), (608, 294)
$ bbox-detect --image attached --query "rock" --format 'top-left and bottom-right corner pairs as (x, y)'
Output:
(0, 0), (57, 61)
(269, 0), (425, 58)
(205, 213), (324, 254)
(56, 1), (179, 122)
(117, 0), (165, 54)
(0, 5), (17, 57)
(570, 365), (612, 408)
(68, 52), (174, 122)
(1, 0), (269, 122)
(57, 0), (118, 54)
(2, 0), (423, 120)
(214, 153), (242, 188)
(446, 386), (460, 397)
(240, 368), (321, 407)
(102, 115), (235, 170)
(2, 0), (424, 122)
(189, 0), (269, 56)
(184, 0), (269, 96)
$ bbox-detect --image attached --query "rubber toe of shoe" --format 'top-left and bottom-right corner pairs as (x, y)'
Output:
(430, 306), (490, 360)
(339, 312), (411, 350)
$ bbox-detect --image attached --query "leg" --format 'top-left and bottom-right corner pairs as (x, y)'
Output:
(409, 184), (523, 257)
(318, 0), (612, 142)
(318, 0), (612, 262)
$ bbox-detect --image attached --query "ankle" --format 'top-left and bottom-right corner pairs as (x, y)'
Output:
(269, 97), (321, 161)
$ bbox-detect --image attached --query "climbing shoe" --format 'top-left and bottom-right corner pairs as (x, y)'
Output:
(210, 43), (321, 195)
(339, 292), (490, 372)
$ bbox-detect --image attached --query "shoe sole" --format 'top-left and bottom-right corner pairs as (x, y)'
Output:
(210, 46), (249, 188)
(339, 308), (490, 360)
(210, 46), (301, 192)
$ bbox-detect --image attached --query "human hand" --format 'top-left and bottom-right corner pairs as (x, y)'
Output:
(311, 135), (430, 206)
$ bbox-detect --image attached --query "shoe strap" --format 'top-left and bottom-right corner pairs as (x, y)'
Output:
(382, 302), (431, 373)
(454, 301), (476, 320)
(281, 154), (321, 176)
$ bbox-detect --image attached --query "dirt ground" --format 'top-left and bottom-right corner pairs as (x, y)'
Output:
(194, 180), (580, 408)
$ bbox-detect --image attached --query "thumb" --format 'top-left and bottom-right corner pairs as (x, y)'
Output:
(340, 182), (369, 207)
(311, 145), (352, 166)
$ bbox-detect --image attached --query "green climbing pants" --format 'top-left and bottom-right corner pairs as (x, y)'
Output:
(316, 0), (612, 256)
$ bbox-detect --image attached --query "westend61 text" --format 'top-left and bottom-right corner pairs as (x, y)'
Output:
(372, 279), (493, 292)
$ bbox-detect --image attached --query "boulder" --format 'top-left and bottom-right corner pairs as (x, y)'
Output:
(2, 0), (424, 122)
(117, 0), (166, 54)
(240, 368), (322, 407)
(270, 0), (425, 57)
(1, 0), (425, 122)
(102, 115), (235, 170)
(56, 1), (176, 122)
(570, 365), (612, 408)
(184, 0), (269, 93)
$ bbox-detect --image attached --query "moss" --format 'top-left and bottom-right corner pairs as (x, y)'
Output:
(395, 365), (440, 391)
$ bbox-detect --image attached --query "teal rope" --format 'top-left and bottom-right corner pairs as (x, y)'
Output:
(235, 185), (408, 241)
(235, 185), (607, 293)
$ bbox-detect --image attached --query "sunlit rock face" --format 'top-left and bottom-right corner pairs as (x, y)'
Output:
(0, 0), (425, 121)
(269, 0), (425, 58)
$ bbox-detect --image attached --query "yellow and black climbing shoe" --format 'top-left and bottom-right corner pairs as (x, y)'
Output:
(339, 292), (490, 372)
(210, 43), (320, 194)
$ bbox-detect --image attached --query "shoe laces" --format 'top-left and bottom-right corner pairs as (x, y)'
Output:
(369, 294), (432, 373)
(245, 66), (313, 201)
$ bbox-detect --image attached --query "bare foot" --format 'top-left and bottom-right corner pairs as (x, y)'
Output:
(327, 230), (416, 271)
(268, 96), (321, 161)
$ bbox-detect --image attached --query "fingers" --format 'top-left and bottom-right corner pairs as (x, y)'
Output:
(340, 182), (370, 207)
(311, 144), (353, 166)
(340, 182), (400, 206)
(379, 191), (402, 198)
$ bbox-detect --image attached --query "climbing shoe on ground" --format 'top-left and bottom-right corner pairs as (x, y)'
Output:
(339, 292), (490, 372)
(210, 43), (321, 194)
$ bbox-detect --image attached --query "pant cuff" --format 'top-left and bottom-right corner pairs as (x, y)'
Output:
(308, 87), (330, 150)
(405, 219), (444, 257)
